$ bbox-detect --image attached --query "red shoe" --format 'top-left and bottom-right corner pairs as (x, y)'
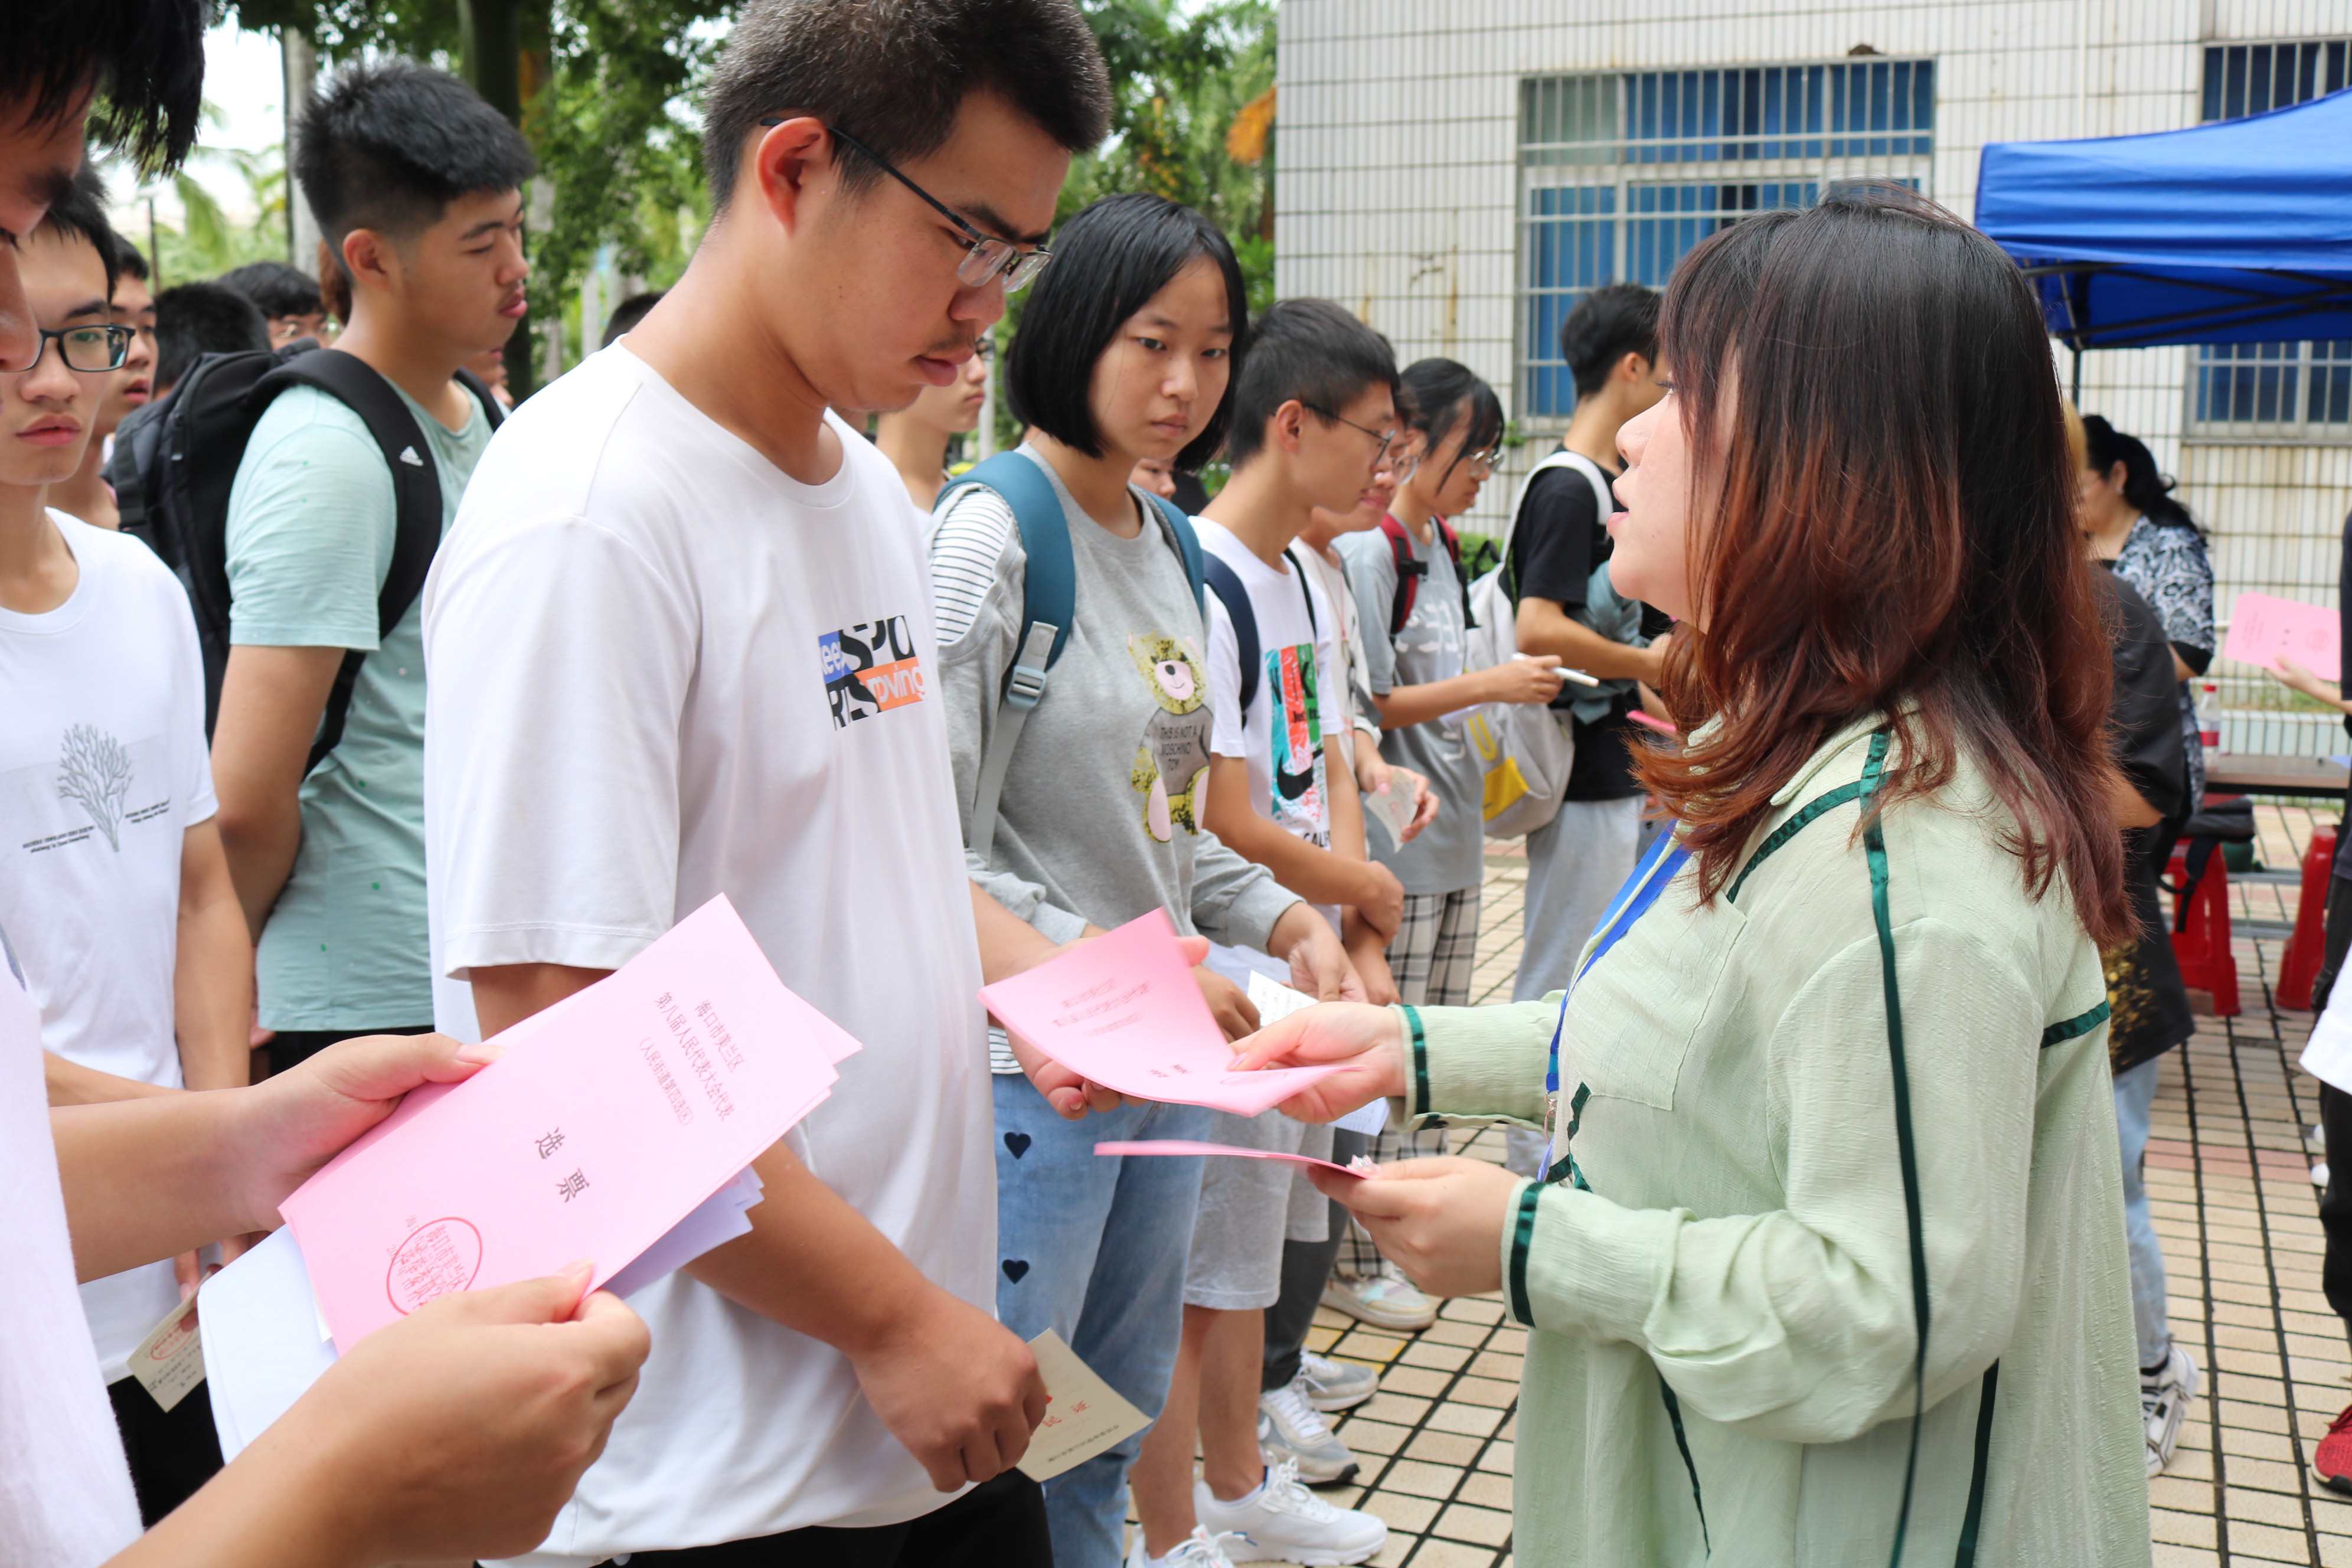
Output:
(2314, 1404), (2352, 1495)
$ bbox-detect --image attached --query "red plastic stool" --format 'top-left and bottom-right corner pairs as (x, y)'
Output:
(2167, 843), (2242, 1017)
(2278, 827), (2338, 1011)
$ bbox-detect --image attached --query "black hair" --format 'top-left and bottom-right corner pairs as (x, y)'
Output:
(1005, 194), (1248, 472)
(702, 0), (1112, 212)
(1399, 358), (1504, 490)
(1562, 281), (1661, 399)
(40, 166), (122, 300)
(602, 290), (665, 347)
(5, 0), (206, 174)
(1224, 298), (1399, 469)
(153, 282), (269, 391)
(2080, 414), (2200, 536)
(111, 234), (148, 285)
(294, 60), (535, 270)
(218, 260), (324, 321)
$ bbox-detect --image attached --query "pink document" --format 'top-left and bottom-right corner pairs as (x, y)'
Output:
(1095, 1140), (1373, 1178)
(978, 909), (1345, 1117)
(2223, 591), (2340, 681)
(281, 896), (855, 1352)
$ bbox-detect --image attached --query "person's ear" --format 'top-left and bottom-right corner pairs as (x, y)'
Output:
(1273, 399), (1307, 455)
(2106, 460), (2129, 494)
(1618, 351), (1652, 387)
(341, 228), (399, 298)
(753, 116), (835, 239)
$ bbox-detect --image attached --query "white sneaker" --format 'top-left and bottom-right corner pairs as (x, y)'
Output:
(1125, 1524), (1244, 1568)
(2142, 1342), (2200, 1476)
(1259, 1375), (1360, 1484)
(1194, 1458), (1389, 1566)
(2318, 1160), (2333, 1190)
(1299, 1348), (1379, 1412)
(2312, 1122), (2328, 1156)
(1322, 1268), (1437, 1331)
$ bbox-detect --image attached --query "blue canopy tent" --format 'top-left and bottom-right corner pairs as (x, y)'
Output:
(1976, 87), (2352, 400)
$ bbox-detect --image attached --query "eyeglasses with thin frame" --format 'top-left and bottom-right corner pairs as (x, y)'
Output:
(17, 324), (133, 374)
(759, 119), (1053, 292)
(1303, 401), (1400, 468)
(1379, 438), (1422, 482)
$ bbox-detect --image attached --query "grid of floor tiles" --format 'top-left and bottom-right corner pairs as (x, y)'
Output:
(1157, 805), (2352, 1566)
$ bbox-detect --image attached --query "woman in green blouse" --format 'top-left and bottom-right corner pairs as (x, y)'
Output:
(1233, 183), (2151, 1566)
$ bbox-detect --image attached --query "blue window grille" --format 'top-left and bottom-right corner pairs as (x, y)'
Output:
(1520, 62), (1932, 419)
(2193, 41), (2351, 436)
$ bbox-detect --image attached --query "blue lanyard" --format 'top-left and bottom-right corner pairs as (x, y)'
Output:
(1540, 827), (1689, 1181)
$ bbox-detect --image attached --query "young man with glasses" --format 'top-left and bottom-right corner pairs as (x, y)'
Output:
(423, 3), (1112, 1563)
(0, 169), (251, 1524)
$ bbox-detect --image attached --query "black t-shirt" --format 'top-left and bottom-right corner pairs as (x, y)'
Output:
(1507, 456), (1667, 802)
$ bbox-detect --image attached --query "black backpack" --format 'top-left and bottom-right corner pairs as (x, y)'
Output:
(107, 345), (503, 769)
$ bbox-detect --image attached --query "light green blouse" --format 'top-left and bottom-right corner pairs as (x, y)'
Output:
(1403, 718), (2150, 1567)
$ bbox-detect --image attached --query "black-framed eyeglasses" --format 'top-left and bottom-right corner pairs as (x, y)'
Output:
(1304, 402), (1399, 467)
(761, 119), (1053, 292)
(18, 323), (133, 374)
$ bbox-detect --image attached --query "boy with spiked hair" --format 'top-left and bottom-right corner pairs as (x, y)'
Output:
(211, 60), (530, 1073)
(424, 1), (1118, 1561)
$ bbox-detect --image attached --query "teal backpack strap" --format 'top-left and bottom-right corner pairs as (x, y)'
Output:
(938, 452), (1074, 861)
(1141, 492), (1207, 618)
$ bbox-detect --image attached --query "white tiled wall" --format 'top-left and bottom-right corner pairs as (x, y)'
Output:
(1276, 1), (2352, 721)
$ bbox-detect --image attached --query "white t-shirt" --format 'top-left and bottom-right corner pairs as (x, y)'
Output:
(1196, 518), (1342, 852)
(0, 512), (215, 1380)
(423, 345), (994, 1563)
(1292, 544), (1379, 770)
(0, 948), (143, 1566)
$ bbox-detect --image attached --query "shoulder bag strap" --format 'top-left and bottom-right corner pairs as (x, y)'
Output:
(1201, 554), (1262, 717)
(939, 452), (1074, 861)
(258, 351), (442, 774)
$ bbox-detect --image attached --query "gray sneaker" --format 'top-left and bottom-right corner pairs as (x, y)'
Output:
(1299, 1349), (1378, 1413)
(1259, 1375), (1361, 1485)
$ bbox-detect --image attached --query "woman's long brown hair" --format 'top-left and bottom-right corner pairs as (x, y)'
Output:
(1636, 182), (2129, 948)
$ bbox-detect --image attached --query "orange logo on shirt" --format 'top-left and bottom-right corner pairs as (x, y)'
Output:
(821, 616), (928, 727)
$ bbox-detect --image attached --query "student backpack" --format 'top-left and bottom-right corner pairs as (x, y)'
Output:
(937, 451), (1206, 860)
(1375, 512), (1475, 638)
(1459, 449), (1614, 838)
(107, 344), (504, 767)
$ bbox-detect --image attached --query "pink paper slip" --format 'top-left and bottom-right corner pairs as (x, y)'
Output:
(2224, 591), (2340, 682)
(978, 909), (1344, 1117)
(281, 896), (856, 1352)
(1094, 1140), (1371, 1178)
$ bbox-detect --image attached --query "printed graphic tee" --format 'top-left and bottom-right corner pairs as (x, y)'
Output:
(423, 344), (994, 1564)
(927, 447), (1298, 1073)
(0, 513), (215, 1380)
(0, 946), (143, 1567)
(1196, 519), (1344, 863)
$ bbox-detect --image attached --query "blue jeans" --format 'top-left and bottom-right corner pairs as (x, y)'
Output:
(994, 1075), (1210, 1568)
(2113, 1055), (2170, 1367)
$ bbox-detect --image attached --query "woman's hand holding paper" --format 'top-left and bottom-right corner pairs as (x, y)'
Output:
(227, 1030), (503, 1233)
(1308, 1157), (1519, 1299)
(1226, 1002), (1407, 1123)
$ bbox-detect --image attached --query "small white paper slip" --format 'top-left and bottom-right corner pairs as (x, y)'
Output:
(2302, 989), (2352, 1093)
(1364, 785), (1416, 849)
(1246, 969), (1317, 1026)
(1334, 1096), (1389, 1136)
(129, 1295), (207, 1413)
(1016, 1329), (1152, 1482)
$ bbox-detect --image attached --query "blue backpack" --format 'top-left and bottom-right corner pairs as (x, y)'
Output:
(937, 452), (1207, 859)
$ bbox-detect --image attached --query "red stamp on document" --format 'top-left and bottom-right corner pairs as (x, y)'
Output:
(386, 1217), (484, 1314)
(145, 1304), (200, 1361)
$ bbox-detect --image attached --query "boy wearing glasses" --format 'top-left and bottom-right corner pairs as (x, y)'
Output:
(0, 171), (251, 1521)
(423, 2), (1113, 1563)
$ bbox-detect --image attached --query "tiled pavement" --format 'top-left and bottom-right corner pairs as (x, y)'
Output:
(1173, 803), (2352, 1566)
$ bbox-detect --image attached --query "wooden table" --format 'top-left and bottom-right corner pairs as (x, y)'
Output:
(2206, 754), (2352, 799)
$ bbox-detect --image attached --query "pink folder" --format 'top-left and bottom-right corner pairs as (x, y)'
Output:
(280, 896), (855, 1352)
(978, 909), (1344, 1118)
(2223, 591), (2340, 682)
